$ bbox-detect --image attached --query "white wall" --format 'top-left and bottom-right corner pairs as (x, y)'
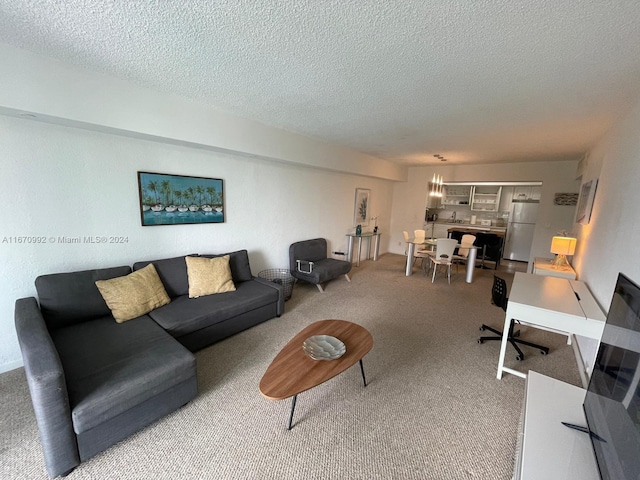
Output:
(0, 43), (406, 182)
(573, 97), (640, 309)
(389, 161), (580, 264)
(0, 115), (395, 371)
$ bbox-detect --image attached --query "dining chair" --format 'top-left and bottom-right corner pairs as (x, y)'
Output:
(428, 238), (458, 283)
(453, 234), (476, 272)
(407, 230), (431, 271)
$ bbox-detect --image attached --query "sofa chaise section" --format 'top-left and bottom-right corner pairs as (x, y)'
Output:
(15, 266), (197, 478)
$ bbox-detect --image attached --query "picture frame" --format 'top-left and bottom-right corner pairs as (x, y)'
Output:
(553, 192), (579, 206)
(138, 171), (225, 226)
(353, 188), (370, 227)
(576, 178), (598, 225)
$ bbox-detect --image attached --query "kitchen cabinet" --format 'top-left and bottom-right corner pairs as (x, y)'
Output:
(441, 185), (471, 207)
(513, 186), (541, 201)
(471, 186), (502, 212)
(499, 187), (514, 211)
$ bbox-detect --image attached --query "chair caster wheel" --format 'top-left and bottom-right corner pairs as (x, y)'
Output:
(516, 354), (523, 361)
(541, 350), (548, 355)
(479, 326), (485, 331)
(477, 339), (483, 344)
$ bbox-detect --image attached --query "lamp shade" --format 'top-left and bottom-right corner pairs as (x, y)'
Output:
(550, 236), (577, 256)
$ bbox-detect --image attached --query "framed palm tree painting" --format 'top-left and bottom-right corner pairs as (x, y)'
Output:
(138, 171), (225, 226)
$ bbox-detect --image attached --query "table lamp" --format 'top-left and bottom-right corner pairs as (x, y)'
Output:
(550, 236), (576, 268)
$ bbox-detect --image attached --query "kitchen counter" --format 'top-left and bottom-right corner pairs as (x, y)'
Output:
(427, 221), (506, 235)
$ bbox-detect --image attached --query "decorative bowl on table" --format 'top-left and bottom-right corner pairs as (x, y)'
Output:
(303, 335), (346, 360)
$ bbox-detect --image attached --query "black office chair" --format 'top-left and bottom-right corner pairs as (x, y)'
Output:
(478, 275), (549, 361)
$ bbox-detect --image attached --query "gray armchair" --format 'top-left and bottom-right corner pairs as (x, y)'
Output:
(289, 238), (352, 292)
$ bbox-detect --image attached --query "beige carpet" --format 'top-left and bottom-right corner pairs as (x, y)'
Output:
(0, 254), (582, 479)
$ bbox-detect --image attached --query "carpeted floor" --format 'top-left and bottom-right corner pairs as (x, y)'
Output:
(0, 254), (582, 479)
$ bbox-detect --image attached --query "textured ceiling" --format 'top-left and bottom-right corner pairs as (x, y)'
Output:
(1, 1), (640, 166)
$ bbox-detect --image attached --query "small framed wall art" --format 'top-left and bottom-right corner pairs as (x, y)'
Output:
(138, 171), (225, 226)
(553, 192), (579, 206)
(353, 188), (370, 227)
(576, 178), (598, 225)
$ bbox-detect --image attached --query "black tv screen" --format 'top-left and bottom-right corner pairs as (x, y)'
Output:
(583, 273), (640, 480)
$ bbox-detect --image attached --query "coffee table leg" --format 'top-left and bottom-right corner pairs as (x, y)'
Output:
(288, 394), (298, 430)
(359, 359), (367, 387)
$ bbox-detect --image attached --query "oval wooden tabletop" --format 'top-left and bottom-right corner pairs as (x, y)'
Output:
(259, 319), (373, 400)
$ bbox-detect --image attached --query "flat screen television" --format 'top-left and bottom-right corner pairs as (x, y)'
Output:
(583, 273), (640, 480)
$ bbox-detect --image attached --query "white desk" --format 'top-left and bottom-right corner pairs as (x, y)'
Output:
(497, 273), (606, 386)
(405, 239), (480, 283)
(514, 371), (599, 479)
(346, 232), (380, 267)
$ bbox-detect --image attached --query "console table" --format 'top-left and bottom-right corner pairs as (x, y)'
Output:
(346, 232), (380, 267)
(514, 371), (599, 479)
(497, 273), (605, 387)
(533, 257), (576, 279)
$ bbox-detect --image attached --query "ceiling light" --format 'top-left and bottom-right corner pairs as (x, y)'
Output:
(429, 174), (444, 198)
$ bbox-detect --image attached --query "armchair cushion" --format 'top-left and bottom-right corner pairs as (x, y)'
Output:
(289, 238), (328, 272)
(293, 258), (351, 284)
(289, 238), (352, 287)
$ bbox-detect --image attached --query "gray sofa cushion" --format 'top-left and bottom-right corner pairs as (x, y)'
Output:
(200, 250), (253, 283)
(36, 266), (132, 329)
(148, 280), (277, 338)
(50, 314), (195, 434)
(132, 255), (196, 298)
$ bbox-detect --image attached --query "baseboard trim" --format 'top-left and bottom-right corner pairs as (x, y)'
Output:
(0, 359), (23, 374)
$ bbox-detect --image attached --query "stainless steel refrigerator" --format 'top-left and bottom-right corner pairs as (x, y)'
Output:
(503, 200), (539, 261)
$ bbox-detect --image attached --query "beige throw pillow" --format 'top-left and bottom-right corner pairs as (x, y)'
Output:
(186, 255), (236, 298)
(95, 263), (171, 323)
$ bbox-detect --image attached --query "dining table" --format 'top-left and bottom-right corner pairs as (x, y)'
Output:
(405, 238), (481, 283)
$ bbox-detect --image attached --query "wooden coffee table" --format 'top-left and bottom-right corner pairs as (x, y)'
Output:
(259, 319), (373, 429)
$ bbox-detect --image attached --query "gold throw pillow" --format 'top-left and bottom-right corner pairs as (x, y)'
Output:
(186, 255), (236, 298)
(95, 263), (171, 323)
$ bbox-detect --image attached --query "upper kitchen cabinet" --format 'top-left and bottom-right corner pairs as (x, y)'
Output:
(513, 186), (541, 201)
(471, 186), (502, 212)
(441, 185), (471, 207)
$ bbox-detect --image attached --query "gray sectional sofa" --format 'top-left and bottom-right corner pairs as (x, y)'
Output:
(14, 250), (284, 478)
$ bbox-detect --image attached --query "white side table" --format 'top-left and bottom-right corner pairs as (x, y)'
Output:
(515, 371), (599, 479)
(533, 257), (576, 279)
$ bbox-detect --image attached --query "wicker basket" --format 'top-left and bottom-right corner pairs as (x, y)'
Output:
(258, 268), (295, 301)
